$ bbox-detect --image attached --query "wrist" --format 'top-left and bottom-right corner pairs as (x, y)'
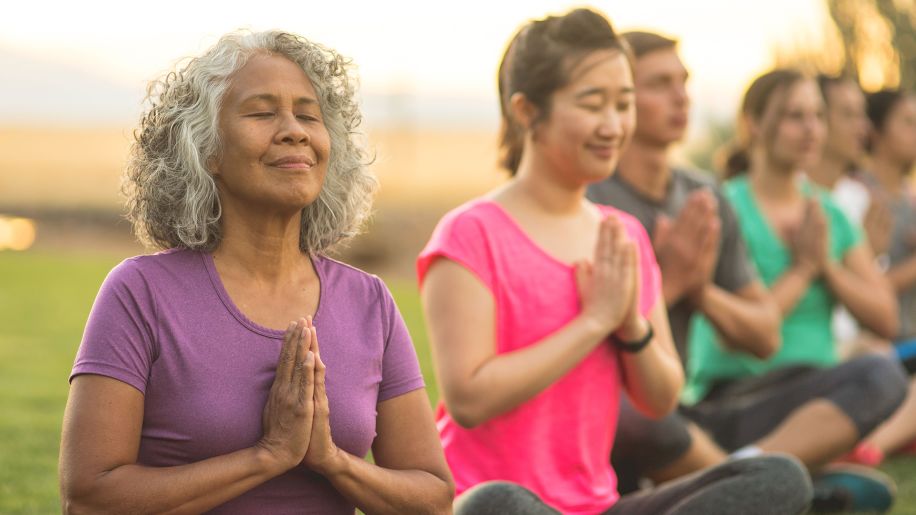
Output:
(687, 283), (710, 309)
(314, 446), (347, 478)
(252, 443), (291, 478)
(792, 261), (818, 281)
(612, 318), (654, 353)
(615, 316), (649, 342)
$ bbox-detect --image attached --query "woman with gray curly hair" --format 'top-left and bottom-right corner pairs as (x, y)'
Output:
(59, 30), (454, 514)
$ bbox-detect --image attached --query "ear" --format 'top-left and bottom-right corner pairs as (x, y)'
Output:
(206, 155), (220, 176)
(509, 92), (540, 131)
(743, 113), (761, 143)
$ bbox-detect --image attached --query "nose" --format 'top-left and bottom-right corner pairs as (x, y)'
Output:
(275, 111), (310, 145)
(673, 83), (689, 106)
(598, 109), (625, 140)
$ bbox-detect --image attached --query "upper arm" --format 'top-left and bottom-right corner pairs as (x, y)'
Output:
(714, 194), (757, 292)
(419, 258), (495, 409)
(372, 389), (452, 485)
(60, 375), (144, 495)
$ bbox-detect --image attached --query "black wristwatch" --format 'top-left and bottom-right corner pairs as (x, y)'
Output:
(611, 322), (654, 353)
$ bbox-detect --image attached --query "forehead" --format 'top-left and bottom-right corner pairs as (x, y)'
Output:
(563, 49), (633, 90)
(783, 79), (822, 106)
(826, 81), (864, 107)
(634, 48), (685, 77)
(225, 54), (317, 101)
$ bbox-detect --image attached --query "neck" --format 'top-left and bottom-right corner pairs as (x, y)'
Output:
(871, 150), (908, 195)
(213, 201), (308, 283)
(809, 151), (847, 189)
(748, 149), (802, 202)
(508, 151), (587, 216)
(617, 138), (671, 201)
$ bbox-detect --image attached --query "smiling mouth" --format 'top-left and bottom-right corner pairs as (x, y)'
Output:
(587, 144), (617, 158)
(267, 157), (317, 170)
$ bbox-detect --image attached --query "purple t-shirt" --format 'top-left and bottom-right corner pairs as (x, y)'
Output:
(70, 249), (425, 514)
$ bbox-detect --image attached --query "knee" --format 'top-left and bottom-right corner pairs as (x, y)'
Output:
(736, 454), (813, 514)
(454, 481), (557, 515)
(614, 411), (692, 470)
(853, 355), (908, 425)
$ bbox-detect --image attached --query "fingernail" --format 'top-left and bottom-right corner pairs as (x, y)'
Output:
(306, 351), (314, 362)
(288, 321), (297, 330)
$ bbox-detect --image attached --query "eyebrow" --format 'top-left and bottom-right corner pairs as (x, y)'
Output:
(239, 93), (319, 106)
(574, 86), (634, 99)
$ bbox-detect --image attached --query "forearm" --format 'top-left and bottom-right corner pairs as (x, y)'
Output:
(618, 305), (683, 418)
(63, 446), (281, 515)
(446, 315), (608, 427)
(771, 265), (816, 316)
(662, 276), (690, 306)
(888, 255), (916, 294)
(618, 338), (683, 418)
(694, 284), (780, 358)
(319, 450), (452, 515)
(824, 262), (899, 339)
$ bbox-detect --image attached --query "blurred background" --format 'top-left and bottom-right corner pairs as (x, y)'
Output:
(1, 0), (915, 512)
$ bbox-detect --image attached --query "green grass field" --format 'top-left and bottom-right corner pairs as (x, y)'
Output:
(2, 250), (916, 514)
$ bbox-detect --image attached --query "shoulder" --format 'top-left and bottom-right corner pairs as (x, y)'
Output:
(315, 255), (387, 302)
(673, 167), (719, 190)
(433, 198), (501, 234)
(104, 248), (199, 289)
(721, 176), (749, 201)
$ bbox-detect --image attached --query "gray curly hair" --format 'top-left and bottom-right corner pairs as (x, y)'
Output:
(123, 30), (377, 253)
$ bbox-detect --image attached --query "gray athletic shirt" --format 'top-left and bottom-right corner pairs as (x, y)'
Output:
(587, 169), (758, 365)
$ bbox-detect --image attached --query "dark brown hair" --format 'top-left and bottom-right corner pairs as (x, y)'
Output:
(621, 31), (678, 59)
(724, 68), (807, 178)
(497, 8), (630, 174)
(866, 89), (909, 134)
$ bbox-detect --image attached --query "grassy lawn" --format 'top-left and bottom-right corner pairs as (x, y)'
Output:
(2, 249), (916, 513)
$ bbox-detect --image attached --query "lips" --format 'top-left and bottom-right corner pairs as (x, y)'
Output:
(586, 143), (617, 159)
(267, 155), (317, 169)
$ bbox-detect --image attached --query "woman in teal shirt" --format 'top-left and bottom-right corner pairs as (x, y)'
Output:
(682, 70), (905, 494)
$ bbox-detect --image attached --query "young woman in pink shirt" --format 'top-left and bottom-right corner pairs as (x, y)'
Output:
(418, 8), (812, 515)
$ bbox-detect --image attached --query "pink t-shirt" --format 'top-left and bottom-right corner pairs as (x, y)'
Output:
(417, 199), (661, 515)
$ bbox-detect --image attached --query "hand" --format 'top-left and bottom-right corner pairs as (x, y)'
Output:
(257, 319), (316, 474)
(790, 199), (829, 276)
(577, 214), (638, 335)
(654, 190), (721, 301)
(863, 200), (892, 256)
(302, 319), (342, 476)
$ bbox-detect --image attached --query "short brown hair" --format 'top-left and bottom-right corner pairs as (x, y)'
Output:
(621, 31), (678, 59)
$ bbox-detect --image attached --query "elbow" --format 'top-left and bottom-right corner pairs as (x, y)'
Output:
(874, 314), (899, 341)
(433, 477), (457, 515)
(60, 487), (100, 515)
(869, 295), (899, 340)
(749, 305), (782, 359)
(750, 332), (781, 360)
(444, 397), (490, 429)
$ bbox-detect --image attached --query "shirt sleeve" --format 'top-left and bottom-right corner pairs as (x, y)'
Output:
(376, 277), (426, 402)
(713, 191), (758, 293)
(416, 207), (495, 291)
(70, 259), (158, 394)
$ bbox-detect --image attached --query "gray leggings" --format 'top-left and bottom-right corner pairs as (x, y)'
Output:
(682, 354), (907, 451)
(454, 454), (812, 515)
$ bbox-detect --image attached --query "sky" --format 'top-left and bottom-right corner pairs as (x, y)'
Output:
(0, 0), (831, 130)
